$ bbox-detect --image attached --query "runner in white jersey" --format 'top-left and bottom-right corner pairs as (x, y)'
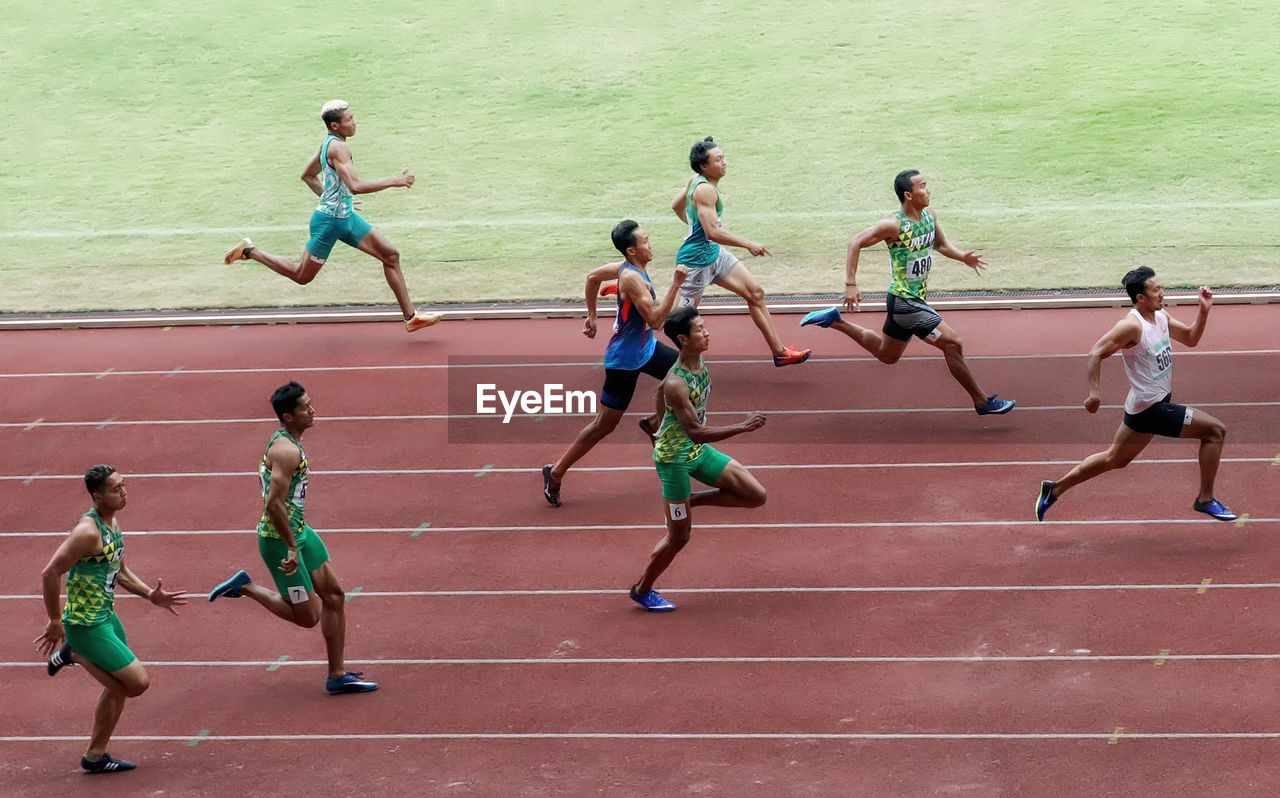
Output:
(223, 100), (441, 332)
(1036, 268), (1237, 522)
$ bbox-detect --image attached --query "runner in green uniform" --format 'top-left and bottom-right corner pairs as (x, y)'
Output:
(207, 382), (378, 694)
(670, 137), (811, 367)
(223, 99), (441, 332)
(800, 169), (1016, 415)
(630, 307), (768, 612)
(36, 465), (187, 773)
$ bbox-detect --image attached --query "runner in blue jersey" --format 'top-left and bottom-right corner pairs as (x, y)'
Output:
(543, 220), (689, 505)
(224, 100), (441, 332)
(670, 137), (811, 367)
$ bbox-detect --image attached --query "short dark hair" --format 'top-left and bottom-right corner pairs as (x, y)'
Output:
(664, 305), (700, 346)
(611, 219), (640, 257)
(1123, 267), (1156, 304)
(894, 169), (921, 201)
(270, 381), (307, 422)
(85, 464), (116, 496)
(690, 137), (717, 173)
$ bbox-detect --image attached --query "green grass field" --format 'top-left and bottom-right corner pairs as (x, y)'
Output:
(4, 0), (1278, 312)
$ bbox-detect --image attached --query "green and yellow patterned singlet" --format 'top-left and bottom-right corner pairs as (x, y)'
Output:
(257, 429), (308, 539)
(63, 509), (123, 626)
(887, 209), (937, 300)
(653, 361), (712, 465)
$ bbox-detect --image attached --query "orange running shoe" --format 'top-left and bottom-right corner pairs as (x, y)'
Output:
(405, 311), (443, 332)
(600, 282), (618, 297)
(772, 345), (812, 367)
(223, 237), (254, 264)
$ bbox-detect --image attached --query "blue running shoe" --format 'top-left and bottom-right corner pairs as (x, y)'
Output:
(1193, 498), (1238, 522)
(327, 671), (379, 694)
(800, 306), (841, 328)
(630, 584), (676, 612)
(976, 395), (1017, 415)
(1035, 480), (1058, 522)
(208, 570), (252, 602)
(48, 642), (75, 677)
(82, 753), (136, 773)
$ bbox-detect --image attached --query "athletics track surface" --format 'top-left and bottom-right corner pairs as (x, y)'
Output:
(1, 304), (1278, 797)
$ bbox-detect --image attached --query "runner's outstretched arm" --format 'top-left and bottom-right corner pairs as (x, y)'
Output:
(661, 377), (766, 444)
(300, 151), (323, 196)
(932, 214), (986, 273)
(1081, 317), (1140, 413)
(1168, 286), (1213, 347)
(582, 261), (623, 338)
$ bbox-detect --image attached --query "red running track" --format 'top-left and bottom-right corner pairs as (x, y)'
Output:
(2, 305), (1279, 796)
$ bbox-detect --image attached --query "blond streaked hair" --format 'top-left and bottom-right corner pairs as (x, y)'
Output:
(321, 99), (350, 127)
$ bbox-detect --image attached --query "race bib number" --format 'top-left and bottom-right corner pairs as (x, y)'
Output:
(1154, 346), (1172, 372)
(106, 571), (119, 593)
(287, 585), (310, 603)
(668, 503), (688, 521)
(908, 255), (932, 279)
(293, 480), (307, 506)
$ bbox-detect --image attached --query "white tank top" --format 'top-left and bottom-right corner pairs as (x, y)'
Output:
(1120, 308), (1173, 414)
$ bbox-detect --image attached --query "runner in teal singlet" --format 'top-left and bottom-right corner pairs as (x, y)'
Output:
(800, 170), (1017, 415)
(629, 307), (768, 613)
(223, 99), (441, 332)
(670, 137), (811, 368)
(36, 465), (186, 773)
(207, 382), (378, 694)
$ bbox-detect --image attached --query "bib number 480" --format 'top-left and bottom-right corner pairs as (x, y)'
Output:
(908, 255), (932, 278)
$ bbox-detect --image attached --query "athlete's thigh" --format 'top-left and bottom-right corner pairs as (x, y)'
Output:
(1109, 421), (1154, 462)
(710, 458), (762, 495)
(1179, 407), (1223, 440)
(662, 495), (692, 526)
(111, 658), (149, 693)
(354, 226), (396, 261)
(878, 334), (912, 361)
(920, 321), (958, 350)
(308, 559), (342, 598)
(712, 260), (760, 298)
(298, 250), (326, 282)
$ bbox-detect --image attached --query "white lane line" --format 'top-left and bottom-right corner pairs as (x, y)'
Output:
(3, 457), (1273, 482)
(2, 517), (1271, 538)
(5, 199), (1280, 238)
(3, 583), (1280, 600)
(2, 349), (1276, 379)
(2, 517), (1271, 539)
(4, 653), (1280, 666)
(2, 732), (1279, 742)
(3, 401), (1277, 428)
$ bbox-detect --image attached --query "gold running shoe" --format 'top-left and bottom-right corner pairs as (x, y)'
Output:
(405, 311), (443, 332)
(223, 237), (254, 264)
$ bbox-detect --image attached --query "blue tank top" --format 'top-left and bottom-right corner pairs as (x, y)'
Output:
(603, 263), (658, 370)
